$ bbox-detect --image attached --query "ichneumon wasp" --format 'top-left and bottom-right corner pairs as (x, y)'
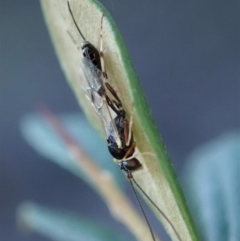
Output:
(67, 2), (182, 241)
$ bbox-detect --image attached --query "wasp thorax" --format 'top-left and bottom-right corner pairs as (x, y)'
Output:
(81, 40), (102, 71)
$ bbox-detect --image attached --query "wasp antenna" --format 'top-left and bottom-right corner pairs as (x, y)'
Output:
(67, 1), (86, 40)
(101, 12), (105, 30)
(67, 30), (80, 50)
(99, 12), (107, 77)
(100, 12), (105, 47)
(128, 178), (156, 241)
(131, 177), (183, 241)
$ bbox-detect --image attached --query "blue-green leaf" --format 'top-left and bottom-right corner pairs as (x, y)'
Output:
(20, 113), (125, 187)
(183, 131), (240, 241)
(17, 201), (128, 241)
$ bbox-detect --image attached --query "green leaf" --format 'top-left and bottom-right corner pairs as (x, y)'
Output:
(40, 0), (199, 240)
(17, 201), (128, 241)
(20, 113), (125, 187)
(183, 131), (240, 241)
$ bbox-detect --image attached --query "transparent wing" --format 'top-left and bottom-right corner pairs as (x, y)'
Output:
(80, 57), (122, 147)
(81, 57), (104, 108)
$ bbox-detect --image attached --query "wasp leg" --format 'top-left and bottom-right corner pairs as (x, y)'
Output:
(123, 142), (136, 160)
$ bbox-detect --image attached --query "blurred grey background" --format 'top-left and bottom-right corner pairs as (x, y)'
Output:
(1, 0), (239, 240)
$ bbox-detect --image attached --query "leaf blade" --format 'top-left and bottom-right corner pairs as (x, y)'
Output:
(17, 201), (128, 241)
(20, 113), (124, 186)
(183, 131), (240, 241)
(40, 1), (199, 240)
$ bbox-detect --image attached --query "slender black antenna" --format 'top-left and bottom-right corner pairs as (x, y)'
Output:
(128, 178), (156, 241)
(131, 176), (182, 241)
(67, 1), (86, 40)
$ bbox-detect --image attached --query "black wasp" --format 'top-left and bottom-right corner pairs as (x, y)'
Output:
(67, 1), (140, 175)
